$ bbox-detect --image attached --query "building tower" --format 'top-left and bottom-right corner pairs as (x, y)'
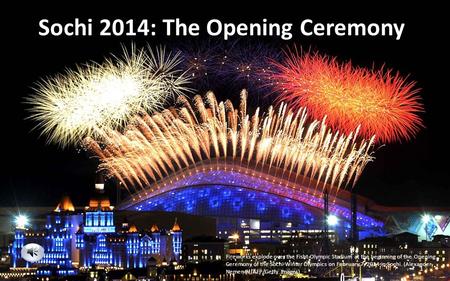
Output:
(150, 224), (160, 255)
(43, 196), (79, 267)
(10, 221), (26, 268)
(125, 224), (140, 268)
(76, 175), (115, 268)
(171, 218), (182, 260)
(9, 196), (81, 270)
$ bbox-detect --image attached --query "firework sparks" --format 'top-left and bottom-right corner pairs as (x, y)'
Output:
(27, 46), (191, 147)
(269, 51), (424, 143)
(177, 41), (221, 80)
(87, 90), (375, 195)
(217, 42), (281, 86)
(177, 41), (280, 93)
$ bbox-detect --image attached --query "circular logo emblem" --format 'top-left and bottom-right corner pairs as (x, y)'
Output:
(21, 243), (45, 263)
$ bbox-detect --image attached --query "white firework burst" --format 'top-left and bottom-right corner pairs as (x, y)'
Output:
(26, 45), (191, 147)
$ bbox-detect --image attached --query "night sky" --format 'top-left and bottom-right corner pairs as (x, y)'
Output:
(1, 9), (448, 208)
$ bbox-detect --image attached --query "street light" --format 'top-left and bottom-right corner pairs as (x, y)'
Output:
(14, 215), (29, 229)
(421, 214), (431, 224)
(327, 215), (339, 226)
(230, 233), (239, 240)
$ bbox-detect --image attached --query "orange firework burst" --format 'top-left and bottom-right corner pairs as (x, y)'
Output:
(85, 91), (375, 196)
(270, 51), (424, 143)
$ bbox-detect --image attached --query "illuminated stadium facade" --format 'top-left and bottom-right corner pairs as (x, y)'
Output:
(119, 160), (450, 244)
(119, 161), (382, 243)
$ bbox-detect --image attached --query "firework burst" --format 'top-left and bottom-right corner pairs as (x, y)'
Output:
(86, 91), (375, 196)
(177, 41), (221, 80)
(27, 46), (191, 147)
(217, 42), (282, 86)
(270, 51), (424, 143)
(177, 41), (281, 94)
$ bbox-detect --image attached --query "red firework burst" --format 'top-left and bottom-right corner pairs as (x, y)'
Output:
(270, 51), (424, 143)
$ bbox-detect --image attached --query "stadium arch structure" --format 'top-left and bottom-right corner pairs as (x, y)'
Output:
(118, 159), (390, 242)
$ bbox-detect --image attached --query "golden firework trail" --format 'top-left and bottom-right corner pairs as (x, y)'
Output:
(86, 90), (375, 196)
(26, 45), (191, 147)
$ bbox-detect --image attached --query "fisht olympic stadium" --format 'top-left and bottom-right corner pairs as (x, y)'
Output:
(117, 159), (450, 243)
(90, 93), (448, 245)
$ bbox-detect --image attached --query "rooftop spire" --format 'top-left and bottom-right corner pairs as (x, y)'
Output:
(171, 218), (181, 232)
(150, 224), (159, 233)
(54, 195), (75, 212)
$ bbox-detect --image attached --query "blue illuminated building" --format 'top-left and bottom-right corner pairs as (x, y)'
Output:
(9, 184), (182, 276)
(120, 162), (450, 245)
(120, 165), (386, 244)
(9, 162), (450, 278)
(10, 196), (81, 271)
(75, 191), (182, 269)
